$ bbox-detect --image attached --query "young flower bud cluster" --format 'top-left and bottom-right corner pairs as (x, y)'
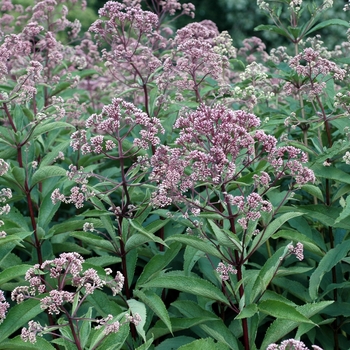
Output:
(70, 98), (164, 155)
(11, 252), (126, 344)
(267, 339), (323, 350)
(0, 290), (9, 324)
(216, 262), (237, 281)
(285, 47), (346, 98)
(288, 242), (304, 261)
(11, 252), (124, 310)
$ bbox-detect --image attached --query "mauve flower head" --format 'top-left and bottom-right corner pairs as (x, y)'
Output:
(72, 98), (164, 155)
(150, 103), (314, 208)
(267, 339), (323, 350)
(0, 290), (9, 324)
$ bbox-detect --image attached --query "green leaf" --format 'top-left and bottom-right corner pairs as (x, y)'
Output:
(235, 304), (258, 320)
(86, 290), (123, 317)
(40, 140), (70, 167)
(183, 245), (205, 275)
(12, 166), (25, 188)
(0, 265), (33, 285)
(48, 218), (103, 236)
(207, 219), (242, 252)
(172, 300), (239, 350)
(254, 24), (292, 39)
(335, 195), (350, 224)
(248, 212), (303, 254)
(258, 300), (315, 324)
(0, 299), (42, 342)
(309, 240), (350, 301)
(148, 318), (215, 340)
(125, 234), (153, 252)
(300, 184), (324, 202)
(273, 277), (311, 303)
(272, 229), (324, 256)
(38, 193), (60, 229)
(85, 256), (121, 267)
(31, 165), (67, 187)
(92, 322), (129, 350)
(136, 242), (182, 287)
(134, 290), (172, 334)
(70, 231), (115, 252)
(311, 163), (350, 184)
(127, 299), (147, 341)
(0, 234), (26, 246)
(49, 82), (71, 96)
(31, 121), (74, 140)
(128, 219), (167, 247)
(178, 338), (228, 350)
(250, 246), (290, 303)
(140, 271), (230, 305)
(306, 19), (350, 36)
(80, 308), (92, 349)
(134, 336), (154, 350)
(260, 301), (333, 348)
(0, 335), (56, 350)
(165, 234), (224, 259)
(155, 337), (197, 350)
(296, 204), (350, 229)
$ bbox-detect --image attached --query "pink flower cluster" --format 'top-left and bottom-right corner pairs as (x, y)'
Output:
(285, 47), (346, 97)
(11, 252), (124, 309)
(226, 192), (273, 230)
(150, 104), (314, 208)
(158, 21), (231, 98)
(267, 339), (323, 350)
(216, 262), (237, 281)
(71, 98), (164, 154)
(0, 290), (9, 324)
(288, 242), (304, 261)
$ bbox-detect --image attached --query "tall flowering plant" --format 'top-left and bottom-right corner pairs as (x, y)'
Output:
(0, 0), (349, 349)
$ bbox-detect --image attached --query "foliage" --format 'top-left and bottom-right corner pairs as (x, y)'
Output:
(0, 0), (349, 349)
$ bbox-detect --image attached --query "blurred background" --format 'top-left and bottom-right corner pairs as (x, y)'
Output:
(11, 0), (350, 51)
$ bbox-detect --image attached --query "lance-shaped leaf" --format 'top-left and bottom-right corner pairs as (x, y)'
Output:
(134, 289), (172, 334)
(258, 300), (315, 324)
(260, 301), (333, 348)
(140, 271), (230, 305)
(248, 212), (303, 255)
(309, 239), (350, 301)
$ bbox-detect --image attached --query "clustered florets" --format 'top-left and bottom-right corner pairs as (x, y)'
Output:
(150, 104), (314, 212)
(288, 242), (304, 261)
(0, 290), (9, 324)
(285, 47), (346, 98)
(216, 262), (237, 281)
(11, 252), (131, 343)
(11, 252), (124, 308)
(267, 339), (323, 350)
(70, 98), (164, 154)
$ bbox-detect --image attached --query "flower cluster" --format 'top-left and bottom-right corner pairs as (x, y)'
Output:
(70, 98), (164, 154)
(11, 252), (124, 307)
(267, 339), (323, 350)
(226, 193), (273, 230)
(288, 242), (304, 261)
(89, 0), (163, 95)
(95, 311), (141, 336)
(216, 262), (237, 281)
(285, 48), (346, 98)
(0, 159), (11, 236)
(0, 290), (9, 324)
(158, 21), (232, 99)
(11, 252), (127, 343)
(150, 104), (314, 208)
